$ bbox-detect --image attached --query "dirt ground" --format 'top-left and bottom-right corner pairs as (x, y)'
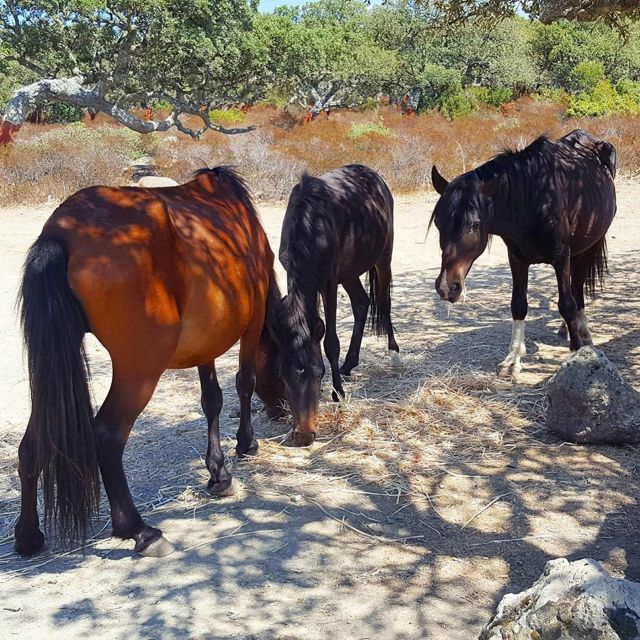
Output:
(0, 184), (639, 640)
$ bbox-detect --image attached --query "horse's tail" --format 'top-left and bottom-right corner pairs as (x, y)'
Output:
(19, 235), (99, 546)
(367, 267), (392, 337)
(585, 236), (609, 299)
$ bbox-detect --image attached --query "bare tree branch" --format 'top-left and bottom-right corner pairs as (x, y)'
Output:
(0, 77), (255, 143)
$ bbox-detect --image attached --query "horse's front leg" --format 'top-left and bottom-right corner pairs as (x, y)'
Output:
(198, 362), (233, 495)
(235, 314), (262, 458)
(321, 281), (344, 401)
(499, 252), (529, 379)
(554, 253), (582, 351)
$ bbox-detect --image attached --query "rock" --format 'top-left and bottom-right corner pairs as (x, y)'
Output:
(545, 346), (640, 444)
(136, 175), (179, 188)
(480, 558), (640, 640)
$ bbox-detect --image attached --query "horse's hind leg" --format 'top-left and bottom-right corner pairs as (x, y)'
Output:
(14, 418), (45, 555)
(340, 277), (369, 376)
(198, 362), (232, 494)
(558, 253), (593, 342)
(95, 370), (174, 557)
(554, 252), (583, 351)
(374, 257), (401, 366)
(322, 280), (345, 401)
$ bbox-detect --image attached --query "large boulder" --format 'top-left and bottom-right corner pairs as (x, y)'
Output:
(545, 347), (640, 444)
(480, 558), (640, 640)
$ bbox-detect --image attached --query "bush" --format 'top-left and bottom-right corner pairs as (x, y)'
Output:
(208, 108), (246, 125)
(532, 87), (568, 103)
(346, 121), (391, 139)
(470, 86), (513, 107)
(440, 90), (477, 120)
(0, 124), (144, 204)
(569, 61), (606, 93)
(417, 65), (463, 111)
(566, 79), (640, 117)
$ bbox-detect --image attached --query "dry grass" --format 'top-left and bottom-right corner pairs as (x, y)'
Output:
(2, 99), (640, 205)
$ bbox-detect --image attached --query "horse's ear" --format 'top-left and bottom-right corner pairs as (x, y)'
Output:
(313, 317), (325, 342)
(431, 166), (449, 195)
(480, 179), (499, 198)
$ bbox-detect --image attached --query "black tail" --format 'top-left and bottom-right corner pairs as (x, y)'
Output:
(367, 267), (392, 336)
(19, 236), (99, 546)
(585, 236), (608, 299)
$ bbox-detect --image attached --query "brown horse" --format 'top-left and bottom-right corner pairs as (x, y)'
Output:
(430, 130), (617, 376)
(16, 167), (286, 558)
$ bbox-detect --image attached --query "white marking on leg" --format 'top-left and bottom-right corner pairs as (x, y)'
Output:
(499, 319), (526, 377)
(389, 350), (402, 368)
(576, 309), (592, 344)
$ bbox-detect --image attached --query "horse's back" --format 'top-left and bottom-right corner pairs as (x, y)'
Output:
(280, 164), (394, 281)
(42, 174), (272, 369)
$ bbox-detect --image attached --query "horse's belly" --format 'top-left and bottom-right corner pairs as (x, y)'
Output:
(169, 292), (252, 368)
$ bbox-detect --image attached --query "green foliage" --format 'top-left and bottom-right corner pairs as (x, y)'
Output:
(532, 86), (568, 103)
(566, 79), (640, 117)
(569, 61), (606, 92)
(208, 108), (246, 124)
(469, 86), (513, 107)
(417, 65), (463, 111)
(439, 89), (477, 119)
(346, 120), (391, 139)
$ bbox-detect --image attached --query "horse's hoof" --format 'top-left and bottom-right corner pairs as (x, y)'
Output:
(236, 440), (259, 457)
(389, 350), (402, 368)
(293, 430), (316, 447)
(14, 530), (45, 557)
(339, 362), (355, 376)
(207, 476), (235, 496)
(138, 535), (175, 558)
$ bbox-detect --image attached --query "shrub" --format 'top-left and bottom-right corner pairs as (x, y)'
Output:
(532, 87), (568, 103)
(439, 90), (477, 120)
(208, 107), (246, 125)
(566, 79), (640, 117)
(569, 61), (606, 93)
(470, 86), (513, 107)
(346, 121), (391, 139)
(0, 124), (143, 204)
(418, 65), (464, 111)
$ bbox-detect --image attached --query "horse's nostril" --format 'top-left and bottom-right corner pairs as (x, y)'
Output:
(450, 281), (461, 293)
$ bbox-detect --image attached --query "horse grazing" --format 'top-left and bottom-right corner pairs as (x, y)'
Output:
(16, 167), (286, 558)
(278, 164), (399, 446)
(430, 130), (617, 376)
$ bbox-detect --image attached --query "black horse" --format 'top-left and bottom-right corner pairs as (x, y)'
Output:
(430, 130), (617, 376)
(277, 164), (399, 445)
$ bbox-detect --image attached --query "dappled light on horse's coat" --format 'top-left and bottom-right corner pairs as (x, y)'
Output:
(278, 164), (399, 445)
(15, 167), (289, 557)
(430, 129), (617, 377)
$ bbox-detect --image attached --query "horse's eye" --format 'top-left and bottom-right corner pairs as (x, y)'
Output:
(295, 367), (305, 377)
(470, 221), (480, 232)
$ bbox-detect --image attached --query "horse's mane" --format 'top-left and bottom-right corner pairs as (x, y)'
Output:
(429, 135), (555, 229)
(192, 166), (259, 219)
(281, 173), (333, 350)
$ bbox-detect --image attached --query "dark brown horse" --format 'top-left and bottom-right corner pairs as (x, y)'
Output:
(430, 130), (617, 376)
(278, 164), (399, 446)
(16, 167), (287, 557)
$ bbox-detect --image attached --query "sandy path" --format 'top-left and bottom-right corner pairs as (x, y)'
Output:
(0, 184), (638, 639)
